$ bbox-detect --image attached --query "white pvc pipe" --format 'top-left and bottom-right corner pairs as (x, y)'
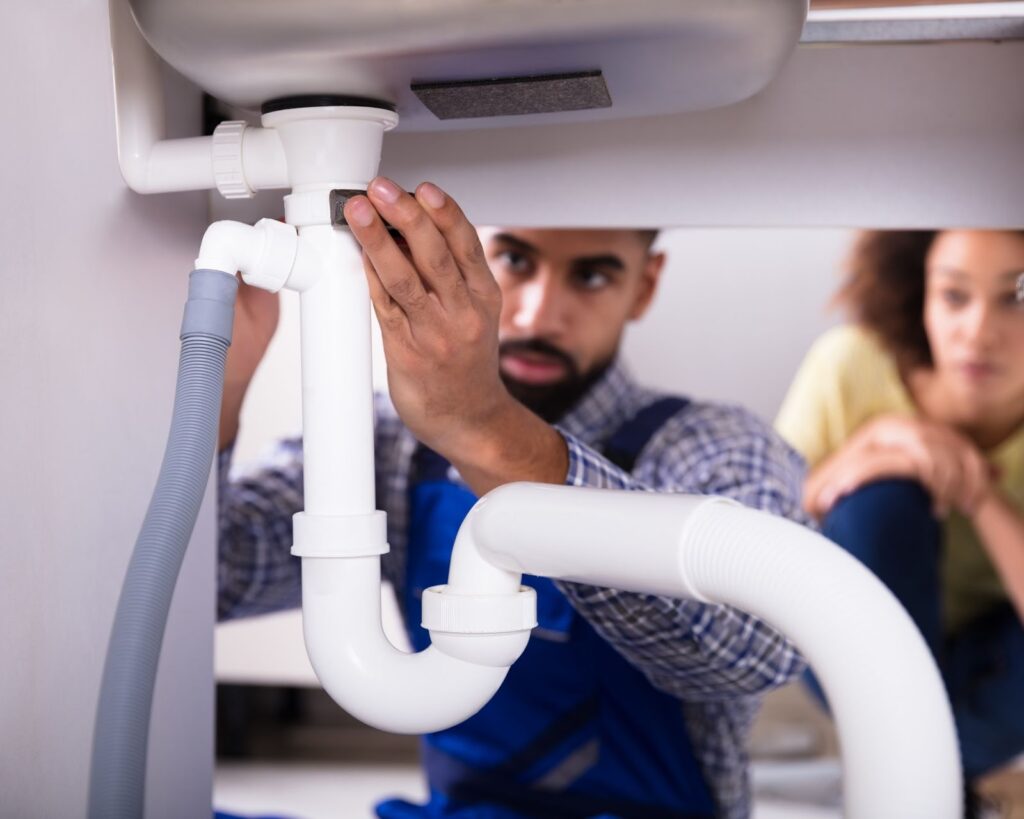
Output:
(301, 558), (511, 734)
(193, 221), (263, 275)
(109, 0), (288, 195)
(462, 482), (962, 819)
(261, 106), (398, 194)
(198, 107), (958, 814)
(109, 0), (215, 193)
(271, 108), (540, 732)
(296, 225), (376, 515)
(241, 127), (289, 191)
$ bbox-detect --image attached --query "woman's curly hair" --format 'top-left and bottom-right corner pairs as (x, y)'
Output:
(835, 231), (939, 372)
(837, 230), (1024, 372)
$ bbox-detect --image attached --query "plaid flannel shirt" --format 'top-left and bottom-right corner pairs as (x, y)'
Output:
(218, 361), (811, 818)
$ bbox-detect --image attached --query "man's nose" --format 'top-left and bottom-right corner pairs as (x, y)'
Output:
(511, 277), (567, 337)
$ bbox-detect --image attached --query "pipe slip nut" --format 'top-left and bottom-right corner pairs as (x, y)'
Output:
(290, 511), (389, 557)
(423, 586), (537, 668)
(212, 121), (255, 199)
(421, 585), (537, 635)
(241, 219), (299, 293)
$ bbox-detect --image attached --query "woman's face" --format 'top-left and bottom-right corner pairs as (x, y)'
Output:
(923, 230), (1024, 422)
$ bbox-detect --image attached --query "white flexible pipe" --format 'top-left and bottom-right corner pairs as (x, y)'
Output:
(462, 483), (962, 819)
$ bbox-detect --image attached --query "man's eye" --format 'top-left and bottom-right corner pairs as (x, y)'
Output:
(496, 250), (532, 274)
(574, 269), (612, 291)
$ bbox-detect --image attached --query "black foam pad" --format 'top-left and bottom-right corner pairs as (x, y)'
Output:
(412, 71), (611, 120)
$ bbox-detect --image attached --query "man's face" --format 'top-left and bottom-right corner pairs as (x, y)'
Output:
(479, 228), (664, 420)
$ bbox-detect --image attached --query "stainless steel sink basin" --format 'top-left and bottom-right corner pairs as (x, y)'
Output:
(130, 0), (807, 131)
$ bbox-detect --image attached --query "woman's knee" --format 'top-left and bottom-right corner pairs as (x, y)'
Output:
(823, 478), (939, 550)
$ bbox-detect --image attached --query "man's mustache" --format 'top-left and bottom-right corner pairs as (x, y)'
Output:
(498, 339), (579, 380)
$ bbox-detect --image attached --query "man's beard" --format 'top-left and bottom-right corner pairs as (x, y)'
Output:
(499, 339), (613, 423)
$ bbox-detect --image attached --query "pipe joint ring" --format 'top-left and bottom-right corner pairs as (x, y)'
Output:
(290, 510), (389, 557)
(421, 585), (537, 635)
(241, 219), (298, 293)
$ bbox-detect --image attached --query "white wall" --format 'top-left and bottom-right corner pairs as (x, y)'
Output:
(625, 228), (850, 422)
(0, 5), (213, 818)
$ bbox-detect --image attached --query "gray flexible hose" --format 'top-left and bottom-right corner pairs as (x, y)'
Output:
(89, 269), (237, 819)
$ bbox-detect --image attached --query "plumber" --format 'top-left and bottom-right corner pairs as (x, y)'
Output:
(217, 177), (811, 819)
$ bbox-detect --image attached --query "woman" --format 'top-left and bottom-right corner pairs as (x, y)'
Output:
(776, 230), (1024, 791)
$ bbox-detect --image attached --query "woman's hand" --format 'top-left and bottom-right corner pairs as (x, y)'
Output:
(804, 441), (918, 519)
(805, 414), (994, 519)
(857, 415), (992, 515)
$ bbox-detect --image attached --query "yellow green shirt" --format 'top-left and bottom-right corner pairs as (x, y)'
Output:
(775, 324), (1024, 634)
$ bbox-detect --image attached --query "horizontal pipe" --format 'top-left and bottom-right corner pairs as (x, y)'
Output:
(465, 482), (962, 819)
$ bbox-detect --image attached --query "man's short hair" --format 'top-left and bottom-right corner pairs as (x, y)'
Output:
(637, 229), (660, 249)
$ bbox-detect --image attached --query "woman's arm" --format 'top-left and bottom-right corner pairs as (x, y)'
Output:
(971, 489), (1024, 624)
(804, 414), (990, 520)
(803, 436), (919, 519)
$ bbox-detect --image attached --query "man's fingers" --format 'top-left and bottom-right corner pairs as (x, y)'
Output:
(365, 177), (470, 309)
(414, 181), (500, 299)
(344, 194), (435, 318)
(361, 252), (408, 335)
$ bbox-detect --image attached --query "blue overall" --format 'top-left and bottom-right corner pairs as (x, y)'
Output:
(376, 399), (716, 819)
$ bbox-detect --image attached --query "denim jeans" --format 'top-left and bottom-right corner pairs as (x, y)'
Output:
(807, 479), (1024, 779)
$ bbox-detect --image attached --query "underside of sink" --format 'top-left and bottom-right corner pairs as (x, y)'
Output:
(130, 0), (808, 131)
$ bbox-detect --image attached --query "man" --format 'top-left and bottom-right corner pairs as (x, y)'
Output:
(218, 177), (809, 818)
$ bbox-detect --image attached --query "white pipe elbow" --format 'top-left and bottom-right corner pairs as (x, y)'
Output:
(195, 221), (263, 276)
(110, 0), (288, 196)
(193, 219), (320, 293)
(296, 502), (536, 733)
(301, 557), (530, 734)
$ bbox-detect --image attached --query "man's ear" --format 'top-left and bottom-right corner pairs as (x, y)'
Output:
(628, 251), (666, 321)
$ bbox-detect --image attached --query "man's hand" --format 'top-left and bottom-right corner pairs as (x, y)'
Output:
(219, 278), (280, 450)
(343, 177), (568, 494)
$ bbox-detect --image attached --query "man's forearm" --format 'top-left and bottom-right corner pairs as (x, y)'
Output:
(218, 381), (248, 451)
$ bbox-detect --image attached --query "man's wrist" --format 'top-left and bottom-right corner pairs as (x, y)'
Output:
(442, 396), (569, 495)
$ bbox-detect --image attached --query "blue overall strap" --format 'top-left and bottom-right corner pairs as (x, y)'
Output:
(384, 397), (715, 819)
(601, 396), (690, 473)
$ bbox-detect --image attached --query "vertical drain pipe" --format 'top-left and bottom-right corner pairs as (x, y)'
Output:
(263, 103), (537, 732)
